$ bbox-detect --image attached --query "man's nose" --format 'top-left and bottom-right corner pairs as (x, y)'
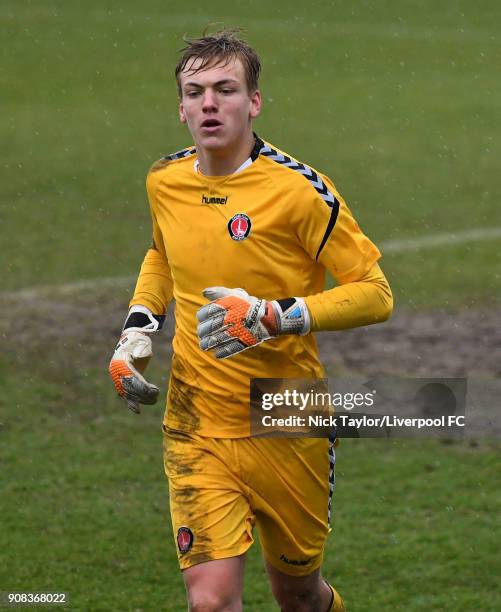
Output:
(202, 89), (218, 111)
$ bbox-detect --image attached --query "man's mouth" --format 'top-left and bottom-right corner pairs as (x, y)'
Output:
(201, 119), (223, 128)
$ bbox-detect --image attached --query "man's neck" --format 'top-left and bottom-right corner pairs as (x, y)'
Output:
(196, 131), (256, 177)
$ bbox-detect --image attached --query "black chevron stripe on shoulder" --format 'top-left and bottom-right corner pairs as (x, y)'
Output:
(256, 139), (340, 260)
(149, 145), (196, 173)
(162, 145), (196, 162)
(257, 141), (339, 210)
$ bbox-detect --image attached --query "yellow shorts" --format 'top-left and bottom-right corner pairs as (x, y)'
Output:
(163, 427), (336, 576)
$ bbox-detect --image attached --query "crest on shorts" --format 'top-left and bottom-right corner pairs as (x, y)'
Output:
(228, 213), (251, 241)
(177, 527), (194, 553)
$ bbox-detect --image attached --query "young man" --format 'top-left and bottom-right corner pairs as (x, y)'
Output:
(109, 30), (393, 611)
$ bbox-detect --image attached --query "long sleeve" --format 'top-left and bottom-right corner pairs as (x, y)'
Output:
(129, 169), (174, 315)
(304, 263), (393, 332)
(289, 168), (393, 332)
(129, 245), (173, 315)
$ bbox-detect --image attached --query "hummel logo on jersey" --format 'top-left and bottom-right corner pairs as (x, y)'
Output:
(202, 194), (228, 205)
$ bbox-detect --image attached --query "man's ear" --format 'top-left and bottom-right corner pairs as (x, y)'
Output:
(249, 89), (262, 120)
(179, 101), (187, 124)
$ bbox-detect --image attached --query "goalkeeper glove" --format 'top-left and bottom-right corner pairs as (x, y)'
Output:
(109, 305), (164, 414)
(196, 287), (310, 359)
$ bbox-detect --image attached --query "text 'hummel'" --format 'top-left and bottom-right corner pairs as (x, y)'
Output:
(202, 194), (228, 205)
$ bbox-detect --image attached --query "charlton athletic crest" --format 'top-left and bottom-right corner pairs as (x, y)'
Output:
(228, 213), (252, 241)
(177, 527), (193, 554)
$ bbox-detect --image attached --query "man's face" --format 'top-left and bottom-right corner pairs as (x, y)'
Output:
(178, 57), (261, 152)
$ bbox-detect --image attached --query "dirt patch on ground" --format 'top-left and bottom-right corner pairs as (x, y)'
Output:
(2, 290), (499, 379)
(2, 289), (498, 435)
(317, 307), (501, 379)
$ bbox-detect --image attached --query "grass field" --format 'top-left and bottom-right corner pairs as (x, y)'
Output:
(2, 0), (500, 302)
(1, 1), (501, 610)
(2, 363), (500, 611)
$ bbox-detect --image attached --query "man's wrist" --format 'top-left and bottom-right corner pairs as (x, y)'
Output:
(123, 305), (165, 333)
(271, 297), (311, 336)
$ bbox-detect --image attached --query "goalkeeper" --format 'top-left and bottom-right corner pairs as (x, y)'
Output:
(109, 29), (392, 612)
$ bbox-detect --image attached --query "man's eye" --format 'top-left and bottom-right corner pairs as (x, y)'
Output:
(186, 91), (200, 97)
(220, 89), (235, 94)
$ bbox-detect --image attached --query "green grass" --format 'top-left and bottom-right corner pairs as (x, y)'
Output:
(1, 0), (500, 303)
(381, 241), (501, 308)
(1, 358), (500, 610)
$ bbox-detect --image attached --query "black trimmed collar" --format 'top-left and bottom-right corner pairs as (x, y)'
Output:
(250, 133), (265, 161)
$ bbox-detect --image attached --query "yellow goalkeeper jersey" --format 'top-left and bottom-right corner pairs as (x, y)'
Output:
(131, 137), (381, 437)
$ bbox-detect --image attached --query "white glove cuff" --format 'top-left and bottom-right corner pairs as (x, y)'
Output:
(123, 304), (164, 333)
(296, 297), (311, 336)
(272, 297), (311, 336)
